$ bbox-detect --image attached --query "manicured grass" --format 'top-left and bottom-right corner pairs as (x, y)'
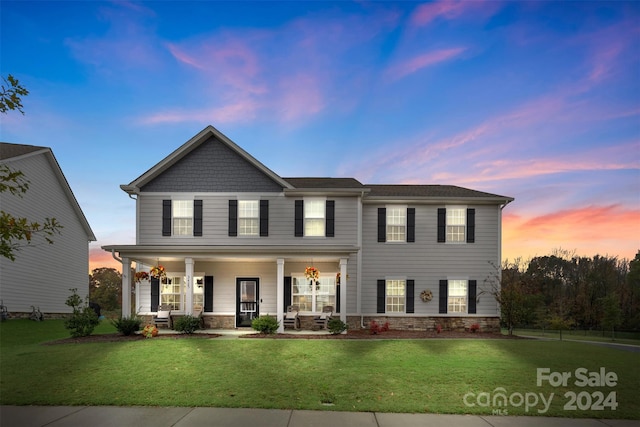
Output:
(1, 320), (638, 419)
(509, 328), (640, 346)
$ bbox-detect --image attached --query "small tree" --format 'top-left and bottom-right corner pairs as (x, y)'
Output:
(64, 288), (100, 338)
(599, 294), (623, 341)
(1, 74), (29, 114)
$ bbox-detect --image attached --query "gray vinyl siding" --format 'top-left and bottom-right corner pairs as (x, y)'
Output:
(137, 194), (359, 246)
(0, 153), (91, 313)
(360, 204), (501, 316)
(140, 136), (284, 193)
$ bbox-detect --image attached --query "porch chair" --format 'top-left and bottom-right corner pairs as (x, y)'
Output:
(153, 305), (172, 329)
(283, 305), (300, 330)
(313, 305), (333, 330)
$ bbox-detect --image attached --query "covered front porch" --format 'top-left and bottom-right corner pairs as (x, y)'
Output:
(103, 245), (357, 333)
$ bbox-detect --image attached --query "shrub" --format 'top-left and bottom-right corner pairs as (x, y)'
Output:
(470, 323), (481, 333)
(111, 316), (142, 336)
(327, 318), (347, 335)
(64, 288), (100, 338)
(251, 315), (279, 334)
(174, 315), (201, 334)
(435, 324), (442, 334)
(369, 320), (389, 335)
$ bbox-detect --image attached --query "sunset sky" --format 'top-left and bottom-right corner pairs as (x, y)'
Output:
(1, 1), (638, 272)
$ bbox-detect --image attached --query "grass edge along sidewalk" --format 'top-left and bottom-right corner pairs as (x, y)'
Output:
(1, 319), (638, 419)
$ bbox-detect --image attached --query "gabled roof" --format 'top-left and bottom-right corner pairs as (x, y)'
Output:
(121, 125), (293, 194)
(0, 142), (96, 241)
(365, 184), (513, 204)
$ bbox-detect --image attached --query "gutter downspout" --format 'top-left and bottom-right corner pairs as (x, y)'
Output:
(111, 249), (122, 264)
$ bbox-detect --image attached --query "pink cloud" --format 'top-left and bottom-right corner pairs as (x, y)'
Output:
(410, 0), (501, 27)
(502, 205), (640, 261)
(386, 47), (466, 80)
(139, 99), (261, 125)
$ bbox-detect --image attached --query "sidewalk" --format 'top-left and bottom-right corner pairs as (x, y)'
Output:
(1, 406), (638, 427)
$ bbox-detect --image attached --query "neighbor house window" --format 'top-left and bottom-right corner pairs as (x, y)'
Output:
(292, 274), (336, 312)
(448, 279), (467, 313)
(304, 199), (325, 236)
(446, 208), (466, 242)
(386, 207), (406, 242)
(238, 200), (259, 236)
(172, 200), (193, 236)
(386, 279), (405, 312)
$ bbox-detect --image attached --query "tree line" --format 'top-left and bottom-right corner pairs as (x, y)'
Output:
(489, 249), (640, 335)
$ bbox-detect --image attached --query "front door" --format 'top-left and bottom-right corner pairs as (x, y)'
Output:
(236, 278), (259, 327)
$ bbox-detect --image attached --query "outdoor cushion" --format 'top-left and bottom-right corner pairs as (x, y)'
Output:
(157, 310), (170, 318)
(286, 311), (297, 319)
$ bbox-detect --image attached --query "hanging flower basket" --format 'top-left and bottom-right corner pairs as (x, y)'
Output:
(150, 265), (166, 280)
(134, 271), (149, 283)
(420, 289), (433, 302)
(304, 266), (320, 282)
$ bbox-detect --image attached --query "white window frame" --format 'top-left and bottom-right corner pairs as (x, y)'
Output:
(238, 200), (259, 236)
(386, 279), (406, 312)
(172, 200), (193, 236)
(291, 273), (336, 313)
(304, 198), (326, 237)
(448, 279), (468, 313)
(386, 205), (407, 242)
(446, 206), (466, 243)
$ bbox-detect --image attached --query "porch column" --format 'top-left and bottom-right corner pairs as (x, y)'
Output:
(340, 258), (348, 332)
(185, 258), (194, 315)
(276, 258), (285, 333)
(122, 257), (131, 317)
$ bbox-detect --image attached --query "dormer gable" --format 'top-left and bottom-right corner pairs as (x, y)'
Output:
(121, 125), (292, 194)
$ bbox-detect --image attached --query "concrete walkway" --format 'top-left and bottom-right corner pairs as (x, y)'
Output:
(1, 406), (638, 427)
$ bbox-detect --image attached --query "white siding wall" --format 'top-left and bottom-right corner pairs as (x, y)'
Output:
(0, 154), (90, 313)
(360, 203), (501, 316)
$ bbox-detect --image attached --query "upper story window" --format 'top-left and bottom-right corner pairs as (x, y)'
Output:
(304, 199), (325, 236)
(446, 208), (466, 242)
(163, 199), (202, 237)
(437, 207), (475, 243)
(295, 199), (335, 238)
(229, 199), (269, 237)
(386, 206), (406, 242)
(172, 200), (193, 236)
(238, 200), (259, 236)
(378, 207), (415, 243)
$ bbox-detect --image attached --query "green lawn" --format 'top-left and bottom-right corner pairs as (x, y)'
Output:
(1, 320), (638, 419)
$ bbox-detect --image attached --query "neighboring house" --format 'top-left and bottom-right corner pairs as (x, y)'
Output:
(103, 126), (513, 332)
(0, 143), (96, 316)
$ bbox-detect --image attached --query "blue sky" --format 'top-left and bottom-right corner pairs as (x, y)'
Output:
(1, 0), (638, 270)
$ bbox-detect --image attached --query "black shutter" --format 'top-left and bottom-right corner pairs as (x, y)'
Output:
(228, 200), (238, 236)
(406, 279), (415, 313)
(468, 280), (477, 314)
(326, 200), (335, 237)
(377, 208), (386, 242)
(260, 200), (269, 237)
(407, 208), (415, 243)
(151, 277), (160, 312)
(336, 284), (341, 313)
(284, 277), (292, 309)
(162, 200), (172, 236)
(437, 208), (446, 242)
(467, 208), (475, 243)
(377, 279), (386, 313)
(294, 200), (304, 237)
(204, 276), (214, 312)
(439, 280), (448, 314)
(194, 200), (203, 236)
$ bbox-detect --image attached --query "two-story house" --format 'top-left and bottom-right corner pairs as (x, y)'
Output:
(103, 126), (513, 332)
